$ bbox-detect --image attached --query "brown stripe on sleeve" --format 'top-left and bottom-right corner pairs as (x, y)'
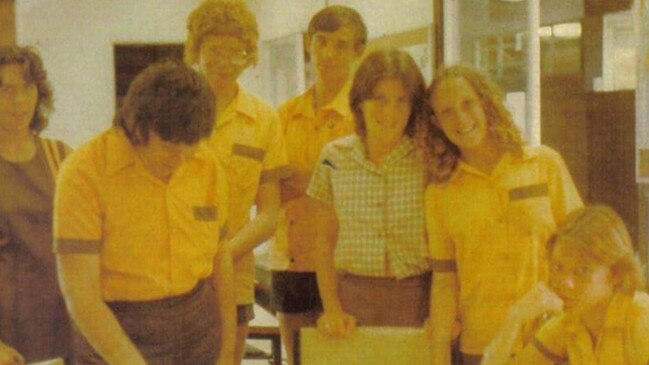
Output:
(431, 259), (457, 272)
(260, 165), (292, 184)
(232, 143), (265, 161)
(55, 239), (102, 254)
(532, 337), (567, 364)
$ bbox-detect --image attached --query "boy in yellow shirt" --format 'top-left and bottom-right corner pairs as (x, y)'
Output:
(185, 1), (289, 363)
(55, 61), (235, 365)
(268, 6), (367, 364)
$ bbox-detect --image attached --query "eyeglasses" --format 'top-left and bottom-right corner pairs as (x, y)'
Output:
(201, 46), (250, 66)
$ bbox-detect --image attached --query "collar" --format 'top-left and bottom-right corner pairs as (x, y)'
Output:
(563, 292), (632, 334)
(217, 85), (257, 126)
(105, 127), (213, 177)
(293, 83), (351, 120)
(451, 144), (538, 181)
(349, 135), (415, 171)
(106, 128), (137, 176)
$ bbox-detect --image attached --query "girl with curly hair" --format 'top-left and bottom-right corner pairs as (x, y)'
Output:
(425, 65), (583, 365)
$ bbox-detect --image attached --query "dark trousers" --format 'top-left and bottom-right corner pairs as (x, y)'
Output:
(73, 281), (220, 365)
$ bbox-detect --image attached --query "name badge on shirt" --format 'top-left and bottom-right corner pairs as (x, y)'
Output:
(193, 206), (218, 221)
(509, 183), (548, 201)
(232, 143), (265, 162)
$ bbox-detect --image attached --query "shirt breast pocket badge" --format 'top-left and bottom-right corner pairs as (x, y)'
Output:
(193, 205), (217, 221)
(507, 183), (553, 232)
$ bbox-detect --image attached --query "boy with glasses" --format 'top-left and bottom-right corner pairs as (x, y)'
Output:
(185, 1), (290, 363)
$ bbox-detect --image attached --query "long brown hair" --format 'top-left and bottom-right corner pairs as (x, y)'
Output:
(0, 46), (53, 134)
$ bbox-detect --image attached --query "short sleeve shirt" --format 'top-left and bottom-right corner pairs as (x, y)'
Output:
(54, 128), (228, 301)
(206, 86), (289, 304)
(270, 85), (355, 271)
(307, 135), (430, 278)
(534, 292), (649, 365)
(426, 145), (583, 354)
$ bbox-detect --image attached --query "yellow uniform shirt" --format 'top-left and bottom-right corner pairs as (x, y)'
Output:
(54, 128), (228, 301)
(207, 86), (289, 305)
(534, 292), (649, 365)
(270, 84), (355, 271)
(426, 145), (583, 355)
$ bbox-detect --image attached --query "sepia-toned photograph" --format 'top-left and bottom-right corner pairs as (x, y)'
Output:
(0, 0), (646, 364)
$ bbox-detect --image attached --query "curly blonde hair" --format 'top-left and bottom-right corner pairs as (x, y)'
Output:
(185, 0), (259, 66)
(425, 64), (524, 182)
(546, 205), (646, 295)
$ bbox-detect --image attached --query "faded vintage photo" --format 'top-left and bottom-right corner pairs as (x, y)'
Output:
(0, 0), (645, 364)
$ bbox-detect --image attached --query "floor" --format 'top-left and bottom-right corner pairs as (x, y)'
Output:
(243, 304), (286, 365)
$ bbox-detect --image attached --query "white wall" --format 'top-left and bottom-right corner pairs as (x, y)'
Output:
(16, 0), (204, 146)
(16, 0), (434, 147)
(254, 0), (434, 41)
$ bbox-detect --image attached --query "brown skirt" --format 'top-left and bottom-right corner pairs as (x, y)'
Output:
(73, 280), (220, 365)
(337, 272), (431, 327)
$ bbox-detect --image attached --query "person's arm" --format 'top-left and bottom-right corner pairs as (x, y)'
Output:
(0, 341), (24, 365)
(430, 272), (459, 365)
(57, 254), (147, 364)
(482, 283), (562, 365)
(226, 181), (280, 261)
(212, 247), (236, 365)
(53, 153), (147, 364)
(312, 198), (356, 337)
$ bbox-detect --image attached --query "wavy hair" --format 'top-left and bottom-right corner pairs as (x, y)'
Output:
(0, 46), (53, 134)
(184, 0), (259, 66)
(546, 205), (646, 295)
(425, 64), (524, 182)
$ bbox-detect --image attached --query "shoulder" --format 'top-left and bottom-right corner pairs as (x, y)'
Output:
(59, 129), (113, 177)
(238, 88), (279, 122)
(245, 90), (276, 114)
(278, 90), (310, 118)
(522, 145), (564, 165)
(39, 136), (73, 156)
(629, 292), (649, 324)
(322, 135), (357, 155)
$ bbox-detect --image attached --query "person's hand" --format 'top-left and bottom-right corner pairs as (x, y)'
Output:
(509, 283), (563, 325)
(424, 317), (461, 342)
(317, 310), (356, 337)
(0, 342), (24, 365)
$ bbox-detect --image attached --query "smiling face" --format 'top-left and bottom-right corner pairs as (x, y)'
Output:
(308, 25), (362, 85)
(431, 76), (490, 154)
(548, 240), (616, 317)
(361, 77), (412, 144)
(0, 64), (38, 137)
(198, 35), (250, 91)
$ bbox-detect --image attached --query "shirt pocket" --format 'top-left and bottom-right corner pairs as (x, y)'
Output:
(193, 205), (218, 221)
(506, 183), (556, 234)
(229, 143), (265, 190)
